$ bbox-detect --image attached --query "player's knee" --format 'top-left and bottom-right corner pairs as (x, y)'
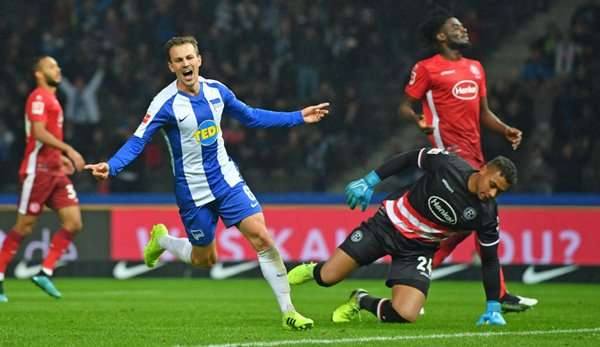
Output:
(390, 300), (418, 323)
(190, 253), (215, 269)
(64, 220), (83, 233)
(313, 262), (336, 287)
(247, 230), (273, 252)
(13, 222), (34, 236)
(379, 300), (414, 323)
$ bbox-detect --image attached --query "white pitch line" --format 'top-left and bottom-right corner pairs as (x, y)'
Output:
(195, 327), (600, 347)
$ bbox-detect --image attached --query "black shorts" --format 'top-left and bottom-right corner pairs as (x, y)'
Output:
(339, 207), (439, 295)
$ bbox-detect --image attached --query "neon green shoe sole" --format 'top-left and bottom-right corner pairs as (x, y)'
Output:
(143, 224), (168, 268)
(287, 262), (316, 285)
(31, 275), (62, 299)
(282, 311), (314, 331)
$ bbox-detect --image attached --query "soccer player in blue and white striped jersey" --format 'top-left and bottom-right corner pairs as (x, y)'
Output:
(85, 36), (329, 330)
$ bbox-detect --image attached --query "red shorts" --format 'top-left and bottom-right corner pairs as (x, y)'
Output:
(17, 173), (79, 215)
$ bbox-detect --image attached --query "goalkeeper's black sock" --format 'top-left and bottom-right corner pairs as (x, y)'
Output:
(358, 294), (409, 323)
(0, 280), (4, 294)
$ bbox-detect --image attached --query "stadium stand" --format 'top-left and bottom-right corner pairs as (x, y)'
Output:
(0, 0), (598, 193)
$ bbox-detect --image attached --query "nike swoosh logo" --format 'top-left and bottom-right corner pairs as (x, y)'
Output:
(178, 114), (189, 122)
(112, 261), (166, 280)
(250, 202), (259, 208)
(14, 260), (67, 279)
(522, 265), (579, 284)
(209, 261), (259, 279)
(430, 264), (469, 280)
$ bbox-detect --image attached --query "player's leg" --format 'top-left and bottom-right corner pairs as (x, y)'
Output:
(0, 213), (38, 302)
(144, 205), (218, 268)
(236, 212), (313, 330)
(0, 173), (50, 302)
(289, 211), (389, 288)
(32, 177), (82, 298)
(352, 285), (426, 323)
(332, 225), (436, 323)
(218, 182), (310, 329)
(40, 205), (83, 276)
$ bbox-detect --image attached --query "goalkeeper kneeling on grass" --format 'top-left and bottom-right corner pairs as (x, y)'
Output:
(289, 147), (517, 325)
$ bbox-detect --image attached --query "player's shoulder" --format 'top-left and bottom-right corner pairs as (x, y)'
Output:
(201, 76), (229, 91)
(413, 53), (439, 69)
(150, 80), (179, 107)
(421, 147), (472, 170)
(27, 87), (48, 103)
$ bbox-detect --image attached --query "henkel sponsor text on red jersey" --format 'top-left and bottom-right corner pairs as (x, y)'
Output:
(111, 206), (600, 265)
(19, 87), (64, 176)
(405, 54), (487, 168)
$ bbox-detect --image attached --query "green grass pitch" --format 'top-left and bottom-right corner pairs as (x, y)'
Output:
(1, 278), (599, 346)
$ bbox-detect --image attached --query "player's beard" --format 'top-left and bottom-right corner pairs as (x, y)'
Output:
(44, 73), (60, 87)
(448, 40), (471, 51)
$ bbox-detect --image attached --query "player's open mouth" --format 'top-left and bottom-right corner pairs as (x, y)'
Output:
(182, 69), (193, 78)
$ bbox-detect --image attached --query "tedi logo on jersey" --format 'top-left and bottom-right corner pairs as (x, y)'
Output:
(452, 80), (478, 100)
(427, 196), (457, 225)
(194, 119), (220, 146)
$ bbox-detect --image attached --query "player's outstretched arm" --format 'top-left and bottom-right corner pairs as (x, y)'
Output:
(301, 102), (330, 123)
(84, 162), (110, 180)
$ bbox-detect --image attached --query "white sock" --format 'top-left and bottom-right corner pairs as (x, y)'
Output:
(258, 247), (295, 313)
(0, 273), (4, 281)
(158, 234), (192, 263)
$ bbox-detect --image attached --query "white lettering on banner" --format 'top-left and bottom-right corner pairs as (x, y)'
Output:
(498, 229), (582, 264)
(559, 230), (580, 264)
(272, 228), (292, 260)
(300, 228), (329, 261)
(220, 228), (245, 260)
(523, 230), (553, 264)
(498, 230), (514, 264)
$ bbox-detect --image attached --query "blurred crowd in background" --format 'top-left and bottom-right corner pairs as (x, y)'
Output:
(0, 0), (598, 193)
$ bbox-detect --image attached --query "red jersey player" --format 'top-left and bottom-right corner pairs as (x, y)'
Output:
(399, 15), (536, 312)
(0, 56), (85, 302)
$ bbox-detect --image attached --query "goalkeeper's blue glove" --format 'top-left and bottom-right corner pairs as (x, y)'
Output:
(476, 300), (506, 326)
(344, 171), (381, 211)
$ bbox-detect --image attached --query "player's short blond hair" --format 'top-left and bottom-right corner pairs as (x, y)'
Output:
(164, 36), (200, 62)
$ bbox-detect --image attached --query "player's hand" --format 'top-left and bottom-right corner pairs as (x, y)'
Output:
(344, 171), (381, 211)
(61, 155), (75, 175)
(65, 147), (85, 172)
(301, 102), (330, 123)
(504, 126), (522, 150)
(84, 162), (110, 181)
(415, 114), (434, 135)
(476, 301), (506, 326)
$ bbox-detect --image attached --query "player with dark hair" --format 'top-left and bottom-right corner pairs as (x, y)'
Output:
(289, 148), (514, 325)
(398, 14), (535, 312)
(0, 56), (85, 302)
(86, 36), (329, 330)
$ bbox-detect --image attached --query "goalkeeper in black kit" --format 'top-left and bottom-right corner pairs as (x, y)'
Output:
(288, 147), (516, 325)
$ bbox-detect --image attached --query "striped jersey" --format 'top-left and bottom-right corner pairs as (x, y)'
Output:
(19, 87), (64, 176)
(107, 77), (304, 209)
(405, 54), (487, 168)
(384, 148), (499, 245)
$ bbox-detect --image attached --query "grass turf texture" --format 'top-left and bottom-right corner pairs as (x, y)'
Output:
(1, 279), (599, 346)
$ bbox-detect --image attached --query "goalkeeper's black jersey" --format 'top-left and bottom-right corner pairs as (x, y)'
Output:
(382, 148), (499, 246)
